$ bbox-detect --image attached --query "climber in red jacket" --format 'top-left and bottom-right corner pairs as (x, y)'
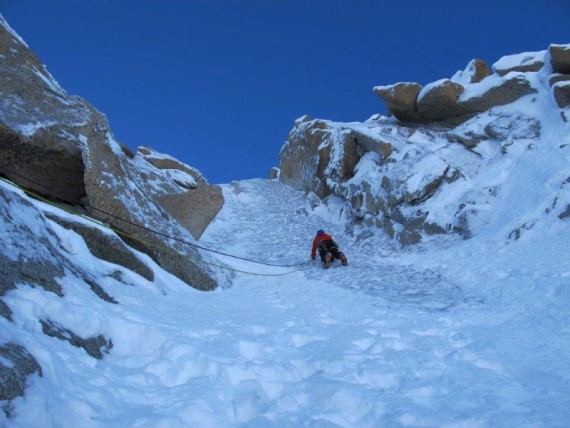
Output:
(311, 229), (348, 269)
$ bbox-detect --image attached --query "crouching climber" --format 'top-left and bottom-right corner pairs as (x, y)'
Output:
(311, 229), (348, 269)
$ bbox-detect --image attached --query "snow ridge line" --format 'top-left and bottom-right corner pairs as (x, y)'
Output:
(0, 174), (311, 277)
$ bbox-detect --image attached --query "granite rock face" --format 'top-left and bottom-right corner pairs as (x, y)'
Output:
(279, 118), (364, 199)
(0, 17), (223, 291)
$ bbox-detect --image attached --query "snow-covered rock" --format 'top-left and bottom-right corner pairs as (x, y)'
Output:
(280, 45), (569, 245)
(281, 117), (469, 243)
(552, 80), (570, 109)
(0, 17), (223, 290)
(373, 49), (566, 125)
(417, 79), (466, 122)
(458, 73), (537, 113)
(492, 50), (546, 76)
(549, 43), (570, 74)
(0, 343), (42, 403)
(373, 82), (424, 122)
(268, 166), (280, 179)
(451, 58), (492, 85)
(137, 146), (207, 189)
(45, 212), (154, 281)
(279, 119), (364, 199)
(134, 146), (223, 240)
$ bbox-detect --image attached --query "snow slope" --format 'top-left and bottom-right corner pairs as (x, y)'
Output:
(1, 174), (569, 427)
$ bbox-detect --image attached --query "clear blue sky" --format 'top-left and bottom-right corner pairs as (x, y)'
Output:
(1, 1), (569, 184)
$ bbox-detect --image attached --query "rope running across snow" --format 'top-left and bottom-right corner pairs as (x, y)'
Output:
(0, 170), (311, 277)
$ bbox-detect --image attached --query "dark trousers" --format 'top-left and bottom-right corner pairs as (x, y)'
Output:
(318, 240), (343, 262)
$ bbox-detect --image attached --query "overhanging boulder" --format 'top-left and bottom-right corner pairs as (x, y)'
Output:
(373, 82), (424, 123)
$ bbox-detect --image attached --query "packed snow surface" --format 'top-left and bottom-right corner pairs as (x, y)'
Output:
(1, 173), (569, 427)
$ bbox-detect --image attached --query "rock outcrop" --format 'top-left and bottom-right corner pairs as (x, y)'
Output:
(40, 319), (113, 360)
(279, 116), (364, 199)
(458, 73), (537, 113)
(45, 213), (155, 281)
(268, 166), (280, 180)
(373, 83), (424, 123)
(280, 43), (568, 245)
(417, 79), (466, 122)
(158, 184), (224, 240)
(549, 44), (570, 74)
(280, 118), (471, 244)
(552, 81), (570, 109)
(136, 146), (224, 240)
(0, 344), (42, 403)
(547, 45), (570, 112)
(0, 185), (66, 302)
(0, 17), (223, 291)
(492, 50), (545, 76)
(451, 59), (492, 84)
(137, 146), (208, 189)
(373, 45), (569, 125)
